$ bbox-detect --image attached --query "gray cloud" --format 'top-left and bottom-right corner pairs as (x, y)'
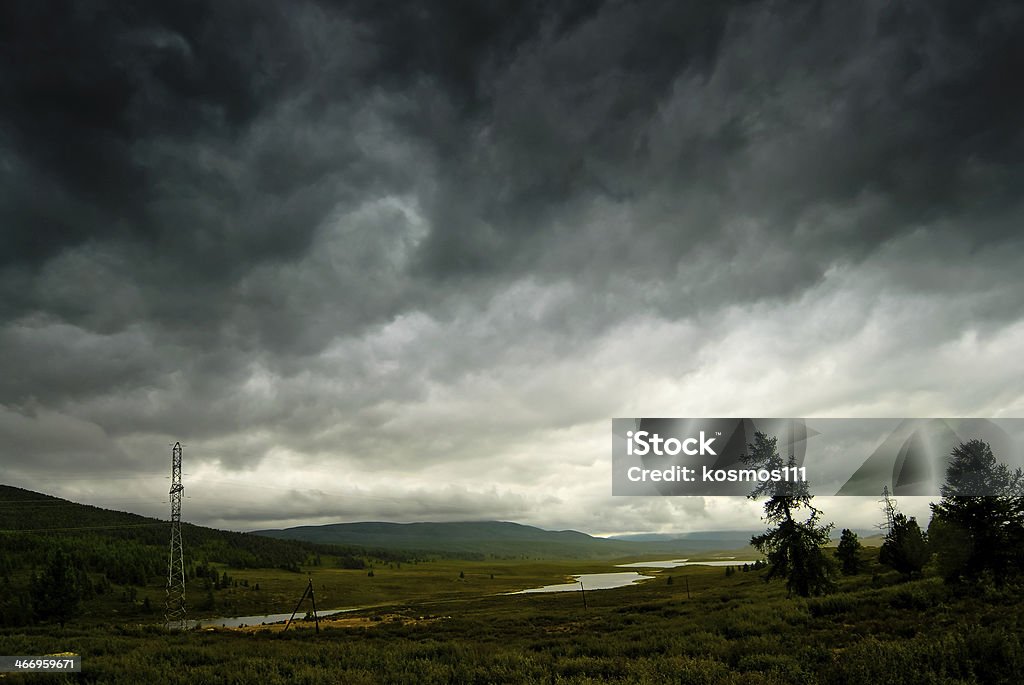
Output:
(1, 0), (1023, 534)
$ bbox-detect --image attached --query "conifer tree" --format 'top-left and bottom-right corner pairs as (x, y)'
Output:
(835, 528), (863, 575)
(30, 549), (81, 628)
(743, 432), (836, 597)
(879, 514), (929, 577)
(929, 439), (1024, 584)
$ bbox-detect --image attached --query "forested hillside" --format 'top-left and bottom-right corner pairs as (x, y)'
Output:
(0, 485), (407, 626)
(0, 484), (321, 570)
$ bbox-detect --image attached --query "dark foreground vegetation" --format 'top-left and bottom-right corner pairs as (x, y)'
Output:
(0, 548), (1021, 685)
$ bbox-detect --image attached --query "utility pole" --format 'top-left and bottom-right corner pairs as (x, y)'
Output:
(165, 442), (186, 629)
(579, 579), (587, 609)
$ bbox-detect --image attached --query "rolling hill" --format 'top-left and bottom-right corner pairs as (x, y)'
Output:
(251, 521), (761, 559)
(0, 484), (332, 573)
(1, 484), (761, 565)
(251, 520), (644, 559)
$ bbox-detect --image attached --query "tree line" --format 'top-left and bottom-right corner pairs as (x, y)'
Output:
(743, 433), (1024, 596)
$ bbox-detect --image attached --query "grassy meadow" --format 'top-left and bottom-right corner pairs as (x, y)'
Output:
(1, 549), (1021, 684)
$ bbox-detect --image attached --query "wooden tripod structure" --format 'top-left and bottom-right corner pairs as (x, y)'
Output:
(283, 577), (320, 633)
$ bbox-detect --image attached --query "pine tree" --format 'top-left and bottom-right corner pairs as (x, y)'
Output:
(30, 549), (81, 628)
(879, 514), (929, 577)
(929, 439), (1024, 585)
(743, 432), (836, 597)
(835, 529), (863, 575)
(202, 587), (215, 610)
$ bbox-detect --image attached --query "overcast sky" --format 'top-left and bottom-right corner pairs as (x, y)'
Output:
(2, 1), (1022, 536)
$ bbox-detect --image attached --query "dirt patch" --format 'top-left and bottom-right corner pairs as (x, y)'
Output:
(215, 613), (448, 633)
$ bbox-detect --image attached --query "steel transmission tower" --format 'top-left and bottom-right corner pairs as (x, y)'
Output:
(878, 485), (897, 535)
(165, 441), (187, 628)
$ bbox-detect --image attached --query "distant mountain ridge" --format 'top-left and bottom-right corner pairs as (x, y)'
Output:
(251, 520), (638, 559)
(253, 520), (882, 559)
(611, 529), (882, 545)
(251, 520), (762, 559)
(1, 483), (767, 562)
(608, 530), (760, 544)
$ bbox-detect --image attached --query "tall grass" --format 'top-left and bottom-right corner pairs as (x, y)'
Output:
(2, 557), (1021, 684)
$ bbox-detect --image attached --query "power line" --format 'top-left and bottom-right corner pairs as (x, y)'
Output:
(0, 523), (167, 534)
(0, 499), (161, 506)
(7, 474), (413, 504)
(0, 500), (97, 505)
(1, 474), (166, 481)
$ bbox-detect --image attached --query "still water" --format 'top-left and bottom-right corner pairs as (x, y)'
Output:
(195, 607), (360, 629)
(509, 571), (653, 594)
(616, 559), (759, 569)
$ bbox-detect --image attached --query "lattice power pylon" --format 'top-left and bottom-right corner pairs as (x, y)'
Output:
(165, 441), (187, 629)
(878, 485), (897, 535)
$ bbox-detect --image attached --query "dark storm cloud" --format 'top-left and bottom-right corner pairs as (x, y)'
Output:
(2, 1), (1023, 530)
(2, 1), (403, 339)
(4, 1), (1022, 344)
(1, 2), (298, 262)
(0, 0), (585, 274)
(416, 0), (1024, 290)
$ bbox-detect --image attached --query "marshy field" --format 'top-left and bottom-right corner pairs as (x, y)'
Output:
(2, 552), (1021, 684)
